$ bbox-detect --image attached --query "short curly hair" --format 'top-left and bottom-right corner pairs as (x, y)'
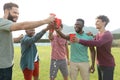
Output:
(76, 18), (84, 27)
(96, 15), (109, 27)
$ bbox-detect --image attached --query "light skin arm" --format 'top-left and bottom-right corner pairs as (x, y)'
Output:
(10, 15), (55, 31)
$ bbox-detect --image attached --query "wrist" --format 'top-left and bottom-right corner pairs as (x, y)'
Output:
(55, 28), (59, 32)
(42, 29), (47, 33)
(78, 39), (80, 43)
(49, 29), (54, 33)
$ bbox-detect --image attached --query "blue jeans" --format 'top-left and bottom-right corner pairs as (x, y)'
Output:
(0, 66), (13, 80)
(97, 65), (114, 80)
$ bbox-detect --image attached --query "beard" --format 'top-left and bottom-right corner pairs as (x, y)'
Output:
(75, 27), (82, 33)
(7, 12), (16, 22)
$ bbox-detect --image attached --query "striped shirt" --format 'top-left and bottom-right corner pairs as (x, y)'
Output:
(51, 35), (67, 60)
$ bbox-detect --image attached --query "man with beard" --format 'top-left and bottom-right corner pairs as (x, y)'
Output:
(54, 18), (96, 80)
(0, 2), (55, 80)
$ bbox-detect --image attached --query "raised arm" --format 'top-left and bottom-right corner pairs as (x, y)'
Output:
(10, 15), (55, 31)
(48, 30), (54, 40)
(55, 28), (70, 40)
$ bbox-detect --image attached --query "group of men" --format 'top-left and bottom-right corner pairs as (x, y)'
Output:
(0, 2), (115, 80)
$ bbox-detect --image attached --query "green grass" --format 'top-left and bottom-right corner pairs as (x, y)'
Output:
(12, 46), (120, 80)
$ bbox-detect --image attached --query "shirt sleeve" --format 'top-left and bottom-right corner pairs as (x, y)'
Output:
(0, 19), (13, 31)
(79, 31), (113, 47)
(21, 30), (46, 46)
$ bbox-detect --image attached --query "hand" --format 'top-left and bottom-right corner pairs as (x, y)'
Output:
(87, 32), (93, 36)
(46, 15), (55, 23)
(18, 34), (23, 39)
(89, 65), (95, 73)
(47, 22), (55, 32)
(71, 36), (79, 43)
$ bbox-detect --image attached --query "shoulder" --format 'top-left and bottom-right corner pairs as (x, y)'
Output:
(104, 31), (113, 37)
(0, 18), (13, 25)
(84, 33), (93, 40)
(21, 35), (29, 41)
(104, 31), (112, 36)
(0, 18), (13, 31)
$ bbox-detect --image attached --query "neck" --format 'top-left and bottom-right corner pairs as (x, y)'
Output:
(99, 28), (106, 34)
(78, 31), (84, 34)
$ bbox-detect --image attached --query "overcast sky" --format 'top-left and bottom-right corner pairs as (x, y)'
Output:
(0, 0), (120, 37)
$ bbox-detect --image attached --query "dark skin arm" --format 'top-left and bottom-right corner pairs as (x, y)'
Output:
(13, 34), (23, 43)
(65, 42), (70, 65)
(48, 30), (54, 40)
(50, 22), (70, 40)
(56, 28), (70, 40)
(89, 47), (96, 73)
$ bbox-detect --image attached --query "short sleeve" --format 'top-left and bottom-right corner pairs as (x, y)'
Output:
(0, 18), (13, 31)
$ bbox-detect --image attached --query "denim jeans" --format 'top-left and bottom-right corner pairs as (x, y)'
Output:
(0, 66), (13, 80)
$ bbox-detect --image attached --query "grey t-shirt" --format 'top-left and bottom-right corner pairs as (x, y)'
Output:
(0, 18), (13, 68)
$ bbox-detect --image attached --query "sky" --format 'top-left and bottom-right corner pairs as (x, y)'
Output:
(0, 0), (120, 37)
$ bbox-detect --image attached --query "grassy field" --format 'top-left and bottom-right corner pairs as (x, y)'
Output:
(12, 46), (120, 80)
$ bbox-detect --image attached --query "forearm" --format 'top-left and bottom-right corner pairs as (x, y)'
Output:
(79, 33), (112, 47)
(48, 31), (53, 40)
(10, 20), (48, 31)
(90, 47), (96, 67)
(79, 39), (98, 47)
(66, 44), (69, 60)
(55, 29), (69, 40)
(24, 30), (46, 44)
(66, 52), (69, 60)
(91, 54), (95, 66)
(34, 30), (46, 41)
(13, 37), (21, 43)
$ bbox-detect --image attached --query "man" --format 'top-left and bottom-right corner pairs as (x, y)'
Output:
(54, 18), (96, 80)
(72, 15), (115, 80)
(48, 23), (69, 80)
(20, 25), (51, 80)
(0, 2), (55, 80)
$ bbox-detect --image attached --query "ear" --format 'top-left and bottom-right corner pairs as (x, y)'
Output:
(4, 9), (9, 17)
(103, 22), (106, 26)
(4, 9), (9, 14)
